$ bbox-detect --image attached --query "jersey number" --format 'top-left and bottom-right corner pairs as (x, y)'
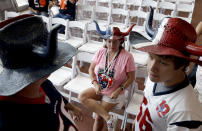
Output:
(137, 97), (153, 131)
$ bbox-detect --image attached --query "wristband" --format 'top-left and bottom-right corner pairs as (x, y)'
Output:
(91, 79), (97, 84)
(120, 85), (125, 90)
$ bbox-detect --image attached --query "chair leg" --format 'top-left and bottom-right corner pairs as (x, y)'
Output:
(121, 112), (126, 129)
(68, 91), (72, 103)
(80, 61), (84, 68)
(123, 113), (128, 131)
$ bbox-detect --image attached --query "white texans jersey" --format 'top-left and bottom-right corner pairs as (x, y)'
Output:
(135, 77), (202, 131)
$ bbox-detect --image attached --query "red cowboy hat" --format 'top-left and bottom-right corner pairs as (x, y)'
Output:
(137, 17), (202, 66)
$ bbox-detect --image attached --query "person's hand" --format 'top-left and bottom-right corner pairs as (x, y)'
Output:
(34, 10), (40, 15)
(110, 88), (121, 99)
(70, 106), (83, 122)
(94, 83), (101, 95)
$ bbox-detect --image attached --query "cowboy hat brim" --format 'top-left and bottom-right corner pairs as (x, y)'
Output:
(129, 31), (152, 45)
(0, 42), (77, 96)
(137, 43), (202, 66)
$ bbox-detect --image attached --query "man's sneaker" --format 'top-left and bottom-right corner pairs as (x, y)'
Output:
(107, 115), (118, 131)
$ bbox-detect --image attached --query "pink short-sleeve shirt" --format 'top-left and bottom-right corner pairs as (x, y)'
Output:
(92, 47), (135, 96)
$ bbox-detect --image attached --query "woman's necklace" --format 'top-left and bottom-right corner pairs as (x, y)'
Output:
(105, 49), (120, 74)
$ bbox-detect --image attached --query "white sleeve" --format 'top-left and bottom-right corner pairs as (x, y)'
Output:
(167, 111), (202, 131)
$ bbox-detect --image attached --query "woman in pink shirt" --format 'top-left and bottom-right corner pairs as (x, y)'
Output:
(78, 21), (135, 131)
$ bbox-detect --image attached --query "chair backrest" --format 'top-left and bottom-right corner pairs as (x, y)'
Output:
(50, 17), (68, 40)
(68, 20), (87, 43)
(129, 9), (147, 27)
(156, 0), (176, 14)
(124, 0), (142, 12)
(111, 0), (127, 9)
(110, 8), (129, 28)
(86, 22), (104, 44)
(94, 5), (111, 26)
(141, 0), (157, 8)
(4, 10), (20, 20)
(76, 4), (95, 23)
(173, 0), (195, 23)
(40, 15), (51, 32)
(96, 0), (111, 7)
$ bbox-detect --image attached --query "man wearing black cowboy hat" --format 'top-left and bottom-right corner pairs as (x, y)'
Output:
(0, 14), (82, 130)
(132, 8), (202, 131)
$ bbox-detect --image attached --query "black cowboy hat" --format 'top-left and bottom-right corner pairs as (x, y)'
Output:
(0, 14), (77, 96)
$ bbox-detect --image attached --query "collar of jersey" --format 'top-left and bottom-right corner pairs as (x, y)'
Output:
(153, 76), (190, 96)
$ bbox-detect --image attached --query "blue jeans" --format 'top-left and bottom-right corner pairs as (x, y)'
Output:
(53, 13), (74, 33)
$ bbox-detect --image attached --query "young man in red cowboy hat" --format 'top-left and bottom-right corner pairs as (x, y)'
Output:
(0, 14), (82, 131)
(78, 21), (135, 131)
(133, 8), (202, 131)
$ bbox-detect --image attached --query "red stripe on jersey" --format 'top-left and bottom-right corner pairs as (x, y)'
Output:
(143, 96), (148, 105)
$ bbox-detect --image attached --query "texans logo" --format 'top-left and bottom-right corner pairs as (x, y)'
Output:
(98, 73), (113, 90)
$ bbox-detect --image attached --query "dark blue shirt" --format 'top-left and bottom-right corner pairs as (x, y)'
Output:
(0, 80), (78, 131)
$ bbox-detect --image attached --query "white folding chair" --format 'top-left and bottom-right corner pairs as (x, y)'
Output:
(121, 83), (144, 130)
(64, 20), (87, 48)
(4, 10), (20, 20)
(63, 52), (93, 103)
(173, 0), (195, 23)
(110, 8), (129, 30)
(76, 4), (95, 24)
(93, 5), (111, 27)
(78, 22), (104, 57)
(121, 63), (148, 130)
(128, 8), (147, 34)
(41, 15), (51, 32)
(50, 17), (68, 41)
(156, 0), (176, 15)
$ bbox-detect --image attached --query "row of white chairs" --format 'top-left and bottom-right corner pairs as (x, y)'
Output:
(78, 0), (194, 27)
(4, 0), (194, 128)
